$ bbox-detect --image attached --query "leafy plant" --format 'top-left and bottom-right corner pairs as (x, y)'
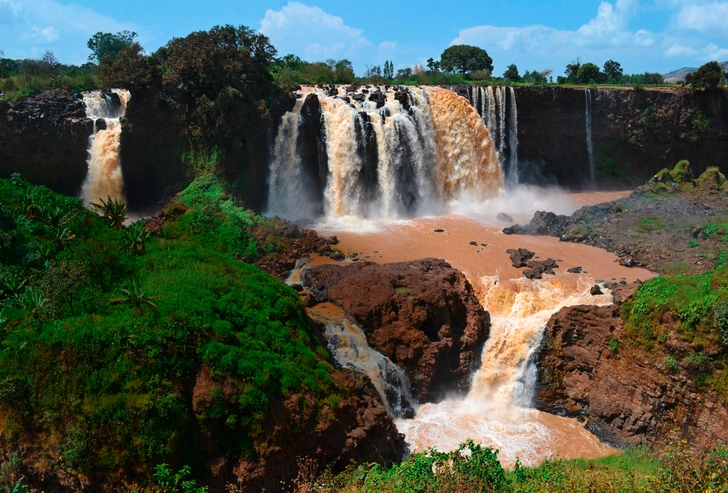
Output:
(90, 196), (127, 230)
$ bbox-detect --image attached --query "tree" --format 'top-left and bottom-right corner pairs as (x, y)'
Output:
(334, 59), (355, 84)
(440, 45), (493, 77)
(120, 220), (150, 256)
(576, 62), (601, 84)
(87, 31), (138, 63)
(503, 64), (521, 82)
(383, 60), (394, 79)
(685, 61), (725, 90)
(426, 57), (440, 73)
(97, 42), (148, 88)
(565, 58), (582, 83)
(603, 59), (623, 83)
(110, 281), (163, 315)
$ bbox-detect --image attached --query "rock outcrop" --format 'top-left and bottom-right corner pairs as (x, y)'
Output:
(0, 91), (92, 196)
(193, 365), (404, 492)
(537, 303), (728, 449)
(304, 258), (490, 402)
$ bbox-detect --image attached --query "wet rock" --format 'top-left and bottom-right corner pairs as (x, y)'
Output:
(352, 93), (366, 102)
(394, 89), (411, 110)
(326, 236), (340, 245)
(503, 211), (569, 237)
(368, 90), (386, 108)
(319, 245), (333, 256)
(567, 266), (583, 273)
(496, 213), (514, 223)
(522, 259), (559, 279)
(620, 256), (637, 267)
(330, 251), (345, 261)
(469, 241), (478, 246)
(305, 259), (490, 401)
(590, 284), (603, 295)
(506, 248), (535, 268)
(433, 228), (445, 233)
(537, 304), (728, 450)
(690, 226), (702, 238)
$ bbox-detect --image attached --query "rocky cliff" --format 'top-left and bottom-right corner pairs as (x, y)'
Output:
(537, 302), (728, 450)
(303, 259), (490, 402)
(0, 92), (92, 197)
(455, 85), (728, 189)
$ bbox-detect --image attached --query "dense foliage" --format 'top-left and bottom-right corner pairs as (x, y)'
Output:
(308, 441), (728, 493)
(439, 44), (494, 78)
(0, 175), (338, 486)
(686, 61), (726, 90)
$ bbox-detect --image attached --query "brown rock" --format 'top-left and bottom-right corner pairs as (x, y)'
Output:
(537, 304), (728, 450)
(307, 258), (490, 402)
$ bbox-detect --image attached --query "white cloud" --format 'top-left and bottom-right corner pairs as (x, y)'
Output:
(705, 43), (728, 60)
(0, 0), (135, 62)
(28, 26), (60, 44)
(664, 43), (699, 57)
(675, 2), (728, 37)
(261, 2), (373, 61)
(574, 0), (638, 47)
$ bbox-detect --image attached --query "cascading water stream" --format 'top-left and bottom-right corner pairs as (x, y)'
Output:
(585, 89), (595, 186)
(267, 85), (502, 223)
(468, 86), (518, 184)
(286, 259), (416, 417)
(81, 89), (131, 206)
(396, 275), (615, 466)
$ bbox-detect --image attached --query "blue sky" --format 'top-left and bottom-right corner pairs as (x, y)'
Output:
(1, 0), (727, 76)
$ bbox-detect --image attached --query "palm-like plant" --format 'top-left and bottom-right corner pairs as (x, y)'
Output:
(90, 196), (127, 230)
(110, 281), (163, 315)
(0, 271), (27, 299)
(120, 220), (151, 256)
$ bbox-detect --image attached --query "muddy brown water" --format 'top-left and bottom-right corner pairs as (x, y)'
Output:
(308, 190), (654, 466)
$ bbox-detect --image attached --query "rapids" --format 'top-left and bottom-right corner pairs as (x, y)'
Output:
(268, 85), (654, 466)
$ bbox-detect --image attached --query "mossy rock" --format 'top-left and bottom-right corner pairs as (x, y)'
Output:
(696, 167), (727, 191)
(649, 168), (673, 185)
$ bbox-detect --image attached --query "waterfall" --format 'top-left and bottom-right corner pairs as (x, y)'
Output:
(81, 89), (131, 206)
(585, 89), (595, 185)
(309, 302), (417, 417)
(467, 86), (518, 185)
(396, 275), (615, 466)
(267, 86), (502, 222)
(508, 87), (519, 184)
(288, 259), (416, 418)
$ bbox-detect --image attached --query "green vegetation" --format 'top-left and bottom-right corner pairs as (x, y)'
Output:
(0, 175), (339, 486)
(305, 442), (727, 493)
(440, 45), (494, 78)
(685, 61), (726, 90)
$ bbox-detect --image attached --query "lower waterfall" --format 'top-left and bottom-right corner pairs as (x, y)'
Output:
(81, 89), (130, 206)
(397, 275), (615, 465)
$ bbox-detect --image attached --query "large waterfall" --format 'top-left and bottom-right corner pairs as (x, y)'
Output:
(467, 86), (519, 184)
(267, 86), (502, 222)
(81, 89), (130, 206)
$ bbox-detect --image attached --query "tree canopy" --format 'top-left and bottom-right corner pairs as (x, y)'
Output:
(87, 31), (138, 64)
(603, 59), (623, 83)
(686, 61), (725, 90)
(503, 64), (521, 82)
(440, 45), (493, 77)
(577, 62), (602, 84)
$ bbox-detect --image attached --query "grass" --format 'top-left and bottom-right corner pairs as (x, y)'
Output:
(0, 73), (100, 102)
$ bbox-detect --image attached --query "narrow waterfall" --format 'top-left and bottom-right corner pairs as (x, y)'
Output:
(309, 302), (417, 418)
(397, 276), (615, 466)
(267, 86), (502, 222)
(585, 89), (595, 185)
(508, 87), (519, 184)
(468, 86), (518, 184)
(288, 259), (416, 418)
(81, 89), (131, 206)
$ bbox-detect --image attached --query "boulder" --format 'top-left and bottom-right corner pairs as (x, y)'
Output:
(306, 259), (490, 402)
(506, 248), (535, 268)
